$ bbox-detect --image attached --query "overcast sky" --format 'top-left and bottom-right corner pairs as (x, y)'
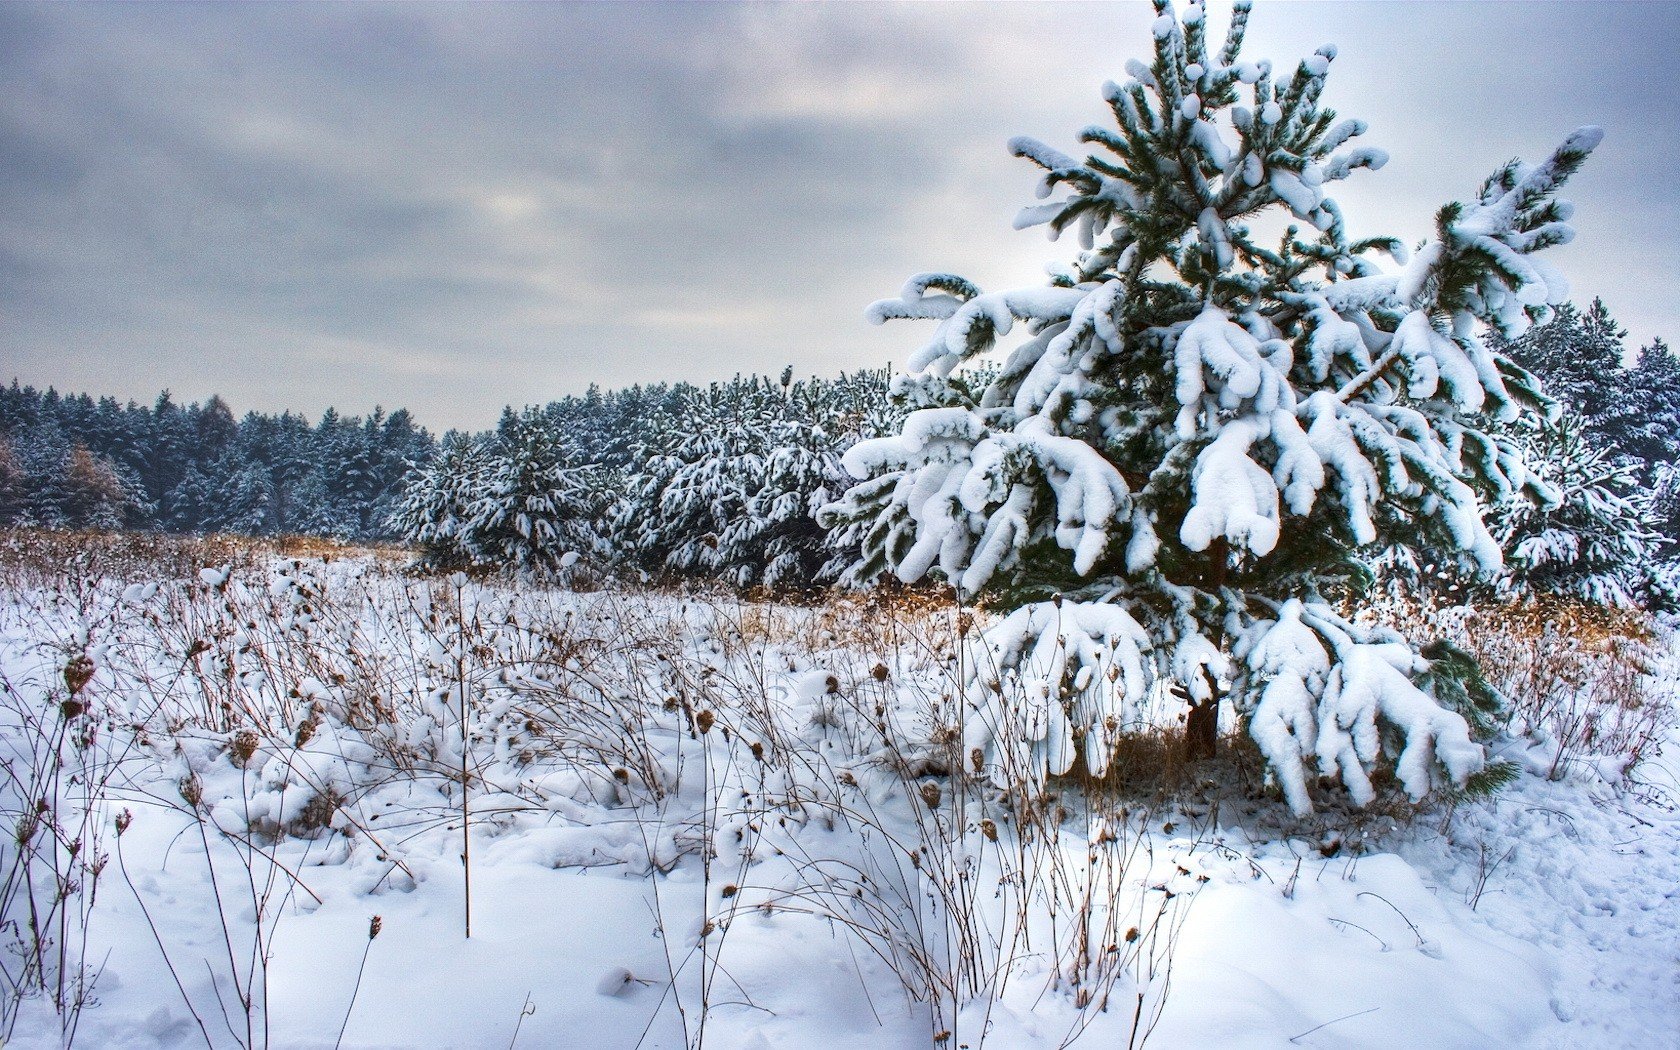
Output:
(4, 1), (1677, 432)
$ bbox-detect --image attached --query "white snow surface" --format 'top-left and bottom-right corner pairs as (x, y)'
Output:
(1, 556), (1674, 1049)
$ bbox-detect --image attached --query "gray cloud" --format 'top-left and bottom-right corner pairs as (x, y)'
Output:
(3, 1), (1676, 430)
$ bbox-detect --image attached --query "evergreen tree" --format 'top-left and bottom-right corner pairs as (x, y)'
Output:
(1492, 299), (1639, 459)
(1628, 338), (1680, 554)
(14, 422), (73, 527)
(822, 0), (1599, 813)
(613, 370), (898, 589)
(204, 457), (277, 536)
(1381, 303), (1671, 606)
(388, 434), (497, 569)
(389, 413), (604, 575)
(1489, 412), (1658, 606)
(0, 436), (22, 524)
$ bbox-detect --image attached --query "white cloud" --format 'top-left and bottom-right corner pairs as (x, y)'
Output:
(1, 0), (1675, 430)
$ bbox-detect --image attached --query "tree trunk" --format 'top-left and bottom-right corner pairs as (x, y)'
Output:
(1184, 538), (1229, 763)
(1185, 681), (1219, 763)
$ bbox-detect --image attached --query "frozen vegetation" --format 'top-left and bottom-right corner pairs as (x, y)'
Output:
(3, 1), (1680, 1047)
(0, 533), (1674, 1048)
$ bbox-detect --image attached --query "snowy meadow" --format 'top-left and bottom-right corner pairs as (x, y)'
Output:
(0, 530), (1675, 1049)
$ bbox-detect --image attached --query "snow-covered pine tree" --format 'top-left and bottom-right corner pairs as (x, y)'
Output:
(390, 413), (604, 575)
(1469, 305), (1679, 605)
(1491, 299), (1640, 460)
(614, 370), (899, 589)
(1489, 412), (1658, 607)
(821, 0), (1599, 813)
(478, 409), (608, 573)
(1629, 338), (1680, 468)
(1627, 339), (1680, 564)
(389, 433), (497, 569)
(1376, 299), (1680, 608)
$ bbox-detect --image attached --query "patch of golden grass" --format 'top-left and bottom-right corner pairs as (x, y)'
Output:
(0, 527), (408, 586)
(1364, 592), (1669, 778)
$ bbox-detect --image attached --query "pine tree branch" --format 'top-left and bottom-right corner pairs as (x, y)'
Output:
(1333, 343), (1405, 403)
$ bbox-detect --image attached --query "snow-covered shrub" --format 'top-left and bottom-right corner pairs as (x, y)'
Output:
(823, 0), (1601, 813)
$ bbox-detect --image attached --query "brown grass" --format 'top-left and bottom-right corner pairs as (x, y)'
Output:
(1362, 593), (1672, 781)
(0, 527), (409, 588)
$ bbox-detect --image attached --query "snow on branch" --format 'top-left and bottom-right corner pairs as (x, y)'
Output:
(1238, 600), (1484, 815)
(963, 599), (1152, 785)
(837, 409), (1131, 594)
(824, 0), (1599, 813)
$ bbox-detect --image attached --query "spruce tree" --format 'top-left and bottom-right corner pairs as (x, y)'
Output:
(1489, 412), (1657, 607)
(822, 0), (1600, 813)
(1493, 298), (1639, 459)
(613, 370), (899, 589)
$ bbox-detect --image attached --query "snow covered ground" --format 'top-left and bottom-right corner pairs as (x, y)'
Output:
(0, 549), (1673, 1049)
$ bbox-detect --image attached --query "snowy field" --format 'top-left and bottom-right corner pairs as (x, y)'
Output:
(0, 537), (1674, 1049)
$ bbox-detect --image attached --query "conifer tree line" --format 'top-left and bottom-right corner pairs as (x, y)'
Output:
(388, 368), (903, 588)
(0, 370), (906, 586)
(0, 384), (434, 538)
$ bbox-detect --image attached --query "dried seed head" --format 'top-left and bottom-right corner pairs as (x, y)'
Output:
(369, 915), (383, 939)
(63, 654), (95, 697)
(178, 774), (204, 809)
(695, 710), (715, 734)
(114, 809), (132, 837)
(970, 747), (985, 774)
(918, 780), (942, 811)
(59, 698), (86, 720)
(871, 662), (890, 682)
(15, 812), (38, 847)
(294, 710), (320, 748)
(229, 729), (260, 767)
(980, 818), (998, 843)
(956, 611), (974, 638)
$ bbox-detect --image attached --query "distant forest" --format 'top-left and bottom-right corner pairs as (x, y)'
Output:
(0, 385), (434, 540)
(0, 371), (894, 556)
